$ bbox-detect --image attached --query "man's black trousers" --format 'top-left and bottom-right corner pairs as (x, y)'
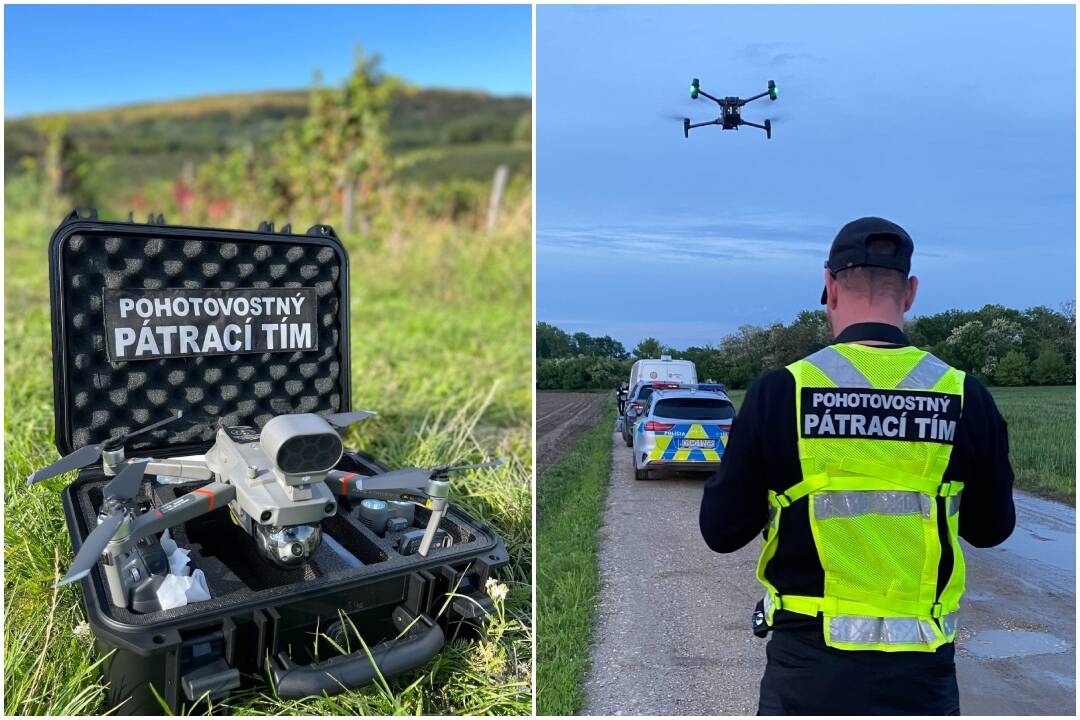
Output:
(757, 629), (960, 715)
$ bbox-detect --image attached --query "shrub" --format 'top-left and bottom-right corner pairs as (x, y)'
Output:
(994, 350), (1030, 387)
(1032, 343), (1069, 385)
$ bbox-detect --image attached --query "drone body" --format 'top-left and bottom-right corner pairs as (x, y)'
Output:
(29, 410), (503, 611)
(683, 78), (777, 139)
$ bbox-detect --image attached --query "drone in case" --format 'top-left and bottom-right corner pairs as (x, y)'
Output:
(27, 411), (502, 611)
(682, 78), (778, 139)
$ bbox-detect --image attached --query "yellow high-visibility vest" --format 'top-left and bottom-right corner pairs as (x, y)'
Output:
(757, 343), (966, 652)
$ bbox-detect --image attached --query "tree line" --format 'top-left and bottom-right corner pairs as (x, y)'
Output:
(536, 303), (1075, 390)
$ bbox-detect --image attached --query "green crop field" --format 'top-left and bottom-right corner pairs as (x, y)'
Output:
(3, 192), (533, 714)
(988, 386), (1075, 504)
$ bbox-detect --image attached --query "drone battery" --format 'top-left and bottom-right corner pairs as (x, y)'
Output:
(357, 498), (390, 534)
(396, 528), (452, 556)
(387, 500), (415, 525)
(385, 516), (411, 534)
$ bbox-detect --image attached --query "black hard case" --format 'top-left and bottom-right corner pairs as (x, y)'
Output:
(48, 210), (508, 713)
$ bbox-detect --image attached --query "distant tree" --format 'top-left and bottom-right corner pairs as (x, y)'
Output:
(536, 304), (1077, 390)
(768, 310), (831, 367)
(633, 337), (665, 359)
(536, 356), (632, 390)
(940, 320), (989, 379)
(994, 350), (1029, 387)
(536, 322), (573, 359)
(907, 309), (974, 349)
(513, 112), (531, 143)
(1032, 343), (1068, 385)
(270, 47), (406, 227)
(585, 334), (628, 359)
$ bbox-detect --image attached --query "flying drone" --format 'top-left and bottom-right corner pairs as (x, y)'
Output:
(27, 410), (503, 611)
(683, 78), (778, 139)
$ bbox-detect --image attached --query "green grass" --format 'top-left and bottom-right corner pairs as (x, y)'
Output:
(4, 197), (532, 714)
(988, 386), (1075, 505)
(535, 398), (616, 715)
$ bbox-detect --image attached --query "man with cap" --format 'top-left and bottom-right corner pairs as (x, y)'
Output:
(699, 217), (1015, 715)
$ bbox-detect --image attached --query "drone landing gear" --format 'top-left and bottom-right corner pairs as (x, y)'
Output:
(741, 119), (772, 140)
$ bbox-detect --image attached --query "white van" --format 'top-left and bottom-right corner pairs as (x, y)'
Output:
(629, 356), (698, 387)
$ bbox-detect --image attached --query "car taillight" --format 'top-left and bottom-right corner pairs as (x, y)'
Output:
(645, 421), (674, 431)
(629, 402), (642, 411)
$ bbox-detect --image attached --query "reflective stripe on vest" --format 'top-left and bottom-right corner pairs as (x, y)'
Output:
(829, 615), (942, 646)
(815, 490), (932, 520)
(897, 352), (953, 390)
(804, 346), (873, 388)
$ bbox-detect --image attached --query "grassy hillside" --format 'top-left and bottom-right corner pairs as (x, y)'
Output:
(5, 87), (532, 189)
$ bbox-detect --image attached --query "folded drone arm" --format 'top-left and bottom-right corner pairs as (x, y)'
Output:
(325, 468), (433, 496)
(126, 481), (236, 546)
(141, 457), (214, 481)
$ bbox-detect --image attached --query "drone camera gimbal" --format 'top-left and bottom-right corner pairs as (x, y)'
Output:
(683, 78), (776, 139)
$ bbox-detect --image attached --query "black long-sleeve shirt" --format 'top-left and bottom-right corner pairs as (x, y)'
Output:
(700, 322), (1016, 631)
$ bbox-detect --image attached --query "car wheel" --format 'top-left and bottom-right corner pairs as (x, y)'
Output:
(634, 467), (651, 481)
(624, 433), (633, 447)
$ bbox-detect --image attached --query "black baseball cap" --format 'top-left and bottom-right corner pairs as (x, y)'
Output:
(820, 216), (914, 304)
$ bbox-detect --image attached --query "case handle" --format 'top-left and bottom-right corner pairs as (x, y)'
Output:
(269, 608), (444, 697)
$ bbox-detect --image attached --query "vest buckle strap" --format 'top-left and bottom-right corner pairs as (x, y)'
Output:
(930, 602), (943, 619)
(774, 493), (792, 508)
(938, 481), (964, 497)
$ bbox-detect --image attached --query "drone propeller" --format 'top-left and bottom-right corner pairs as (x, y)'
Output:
(27, 412), (183, 487)
(55, 461), (148, 587)
(103, 459), (148, 503)
(437, 459), (507, 475)
(323, 410), (376, 432)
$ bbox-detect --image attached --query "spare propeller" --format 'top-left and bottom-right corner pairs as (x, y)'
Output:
(55, 460), (148, 587)
(27, 412), (182, 486)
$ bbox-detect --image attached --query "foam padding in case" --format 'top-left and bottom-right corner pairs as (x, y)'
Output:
(48, 217), (350, 456)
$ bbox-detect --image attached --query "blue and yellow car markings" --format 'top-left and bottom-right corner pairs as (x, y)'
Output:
(646, 423), (728, 462)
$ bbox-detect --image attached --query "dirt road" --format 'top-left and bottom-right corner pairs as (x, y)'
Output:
(536, 392), (605, 475)
(583, 431), (1075, 715)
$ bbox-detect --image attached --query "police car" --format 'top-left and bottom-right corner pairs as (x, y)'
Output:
(632, 387), (736, 480)
(620, 381), (683, 447)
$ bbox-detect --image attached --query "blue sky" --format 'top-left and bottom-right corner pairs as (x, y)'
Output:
(537, 4), (1076, 349)
(5, 4), (531, 117)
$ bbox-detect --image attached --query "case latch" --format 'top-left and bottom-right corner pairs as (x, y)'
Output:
(65, 207), (98, 222)
(180, 658), (241, 703)
(306, 224), (338, 239)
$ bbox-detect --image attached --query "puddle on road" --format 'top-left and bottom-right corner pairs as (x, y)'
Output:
(999, 524), (1076, 574)
(989, 494), (1077, 575)
(963, 630), (1069, 659)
